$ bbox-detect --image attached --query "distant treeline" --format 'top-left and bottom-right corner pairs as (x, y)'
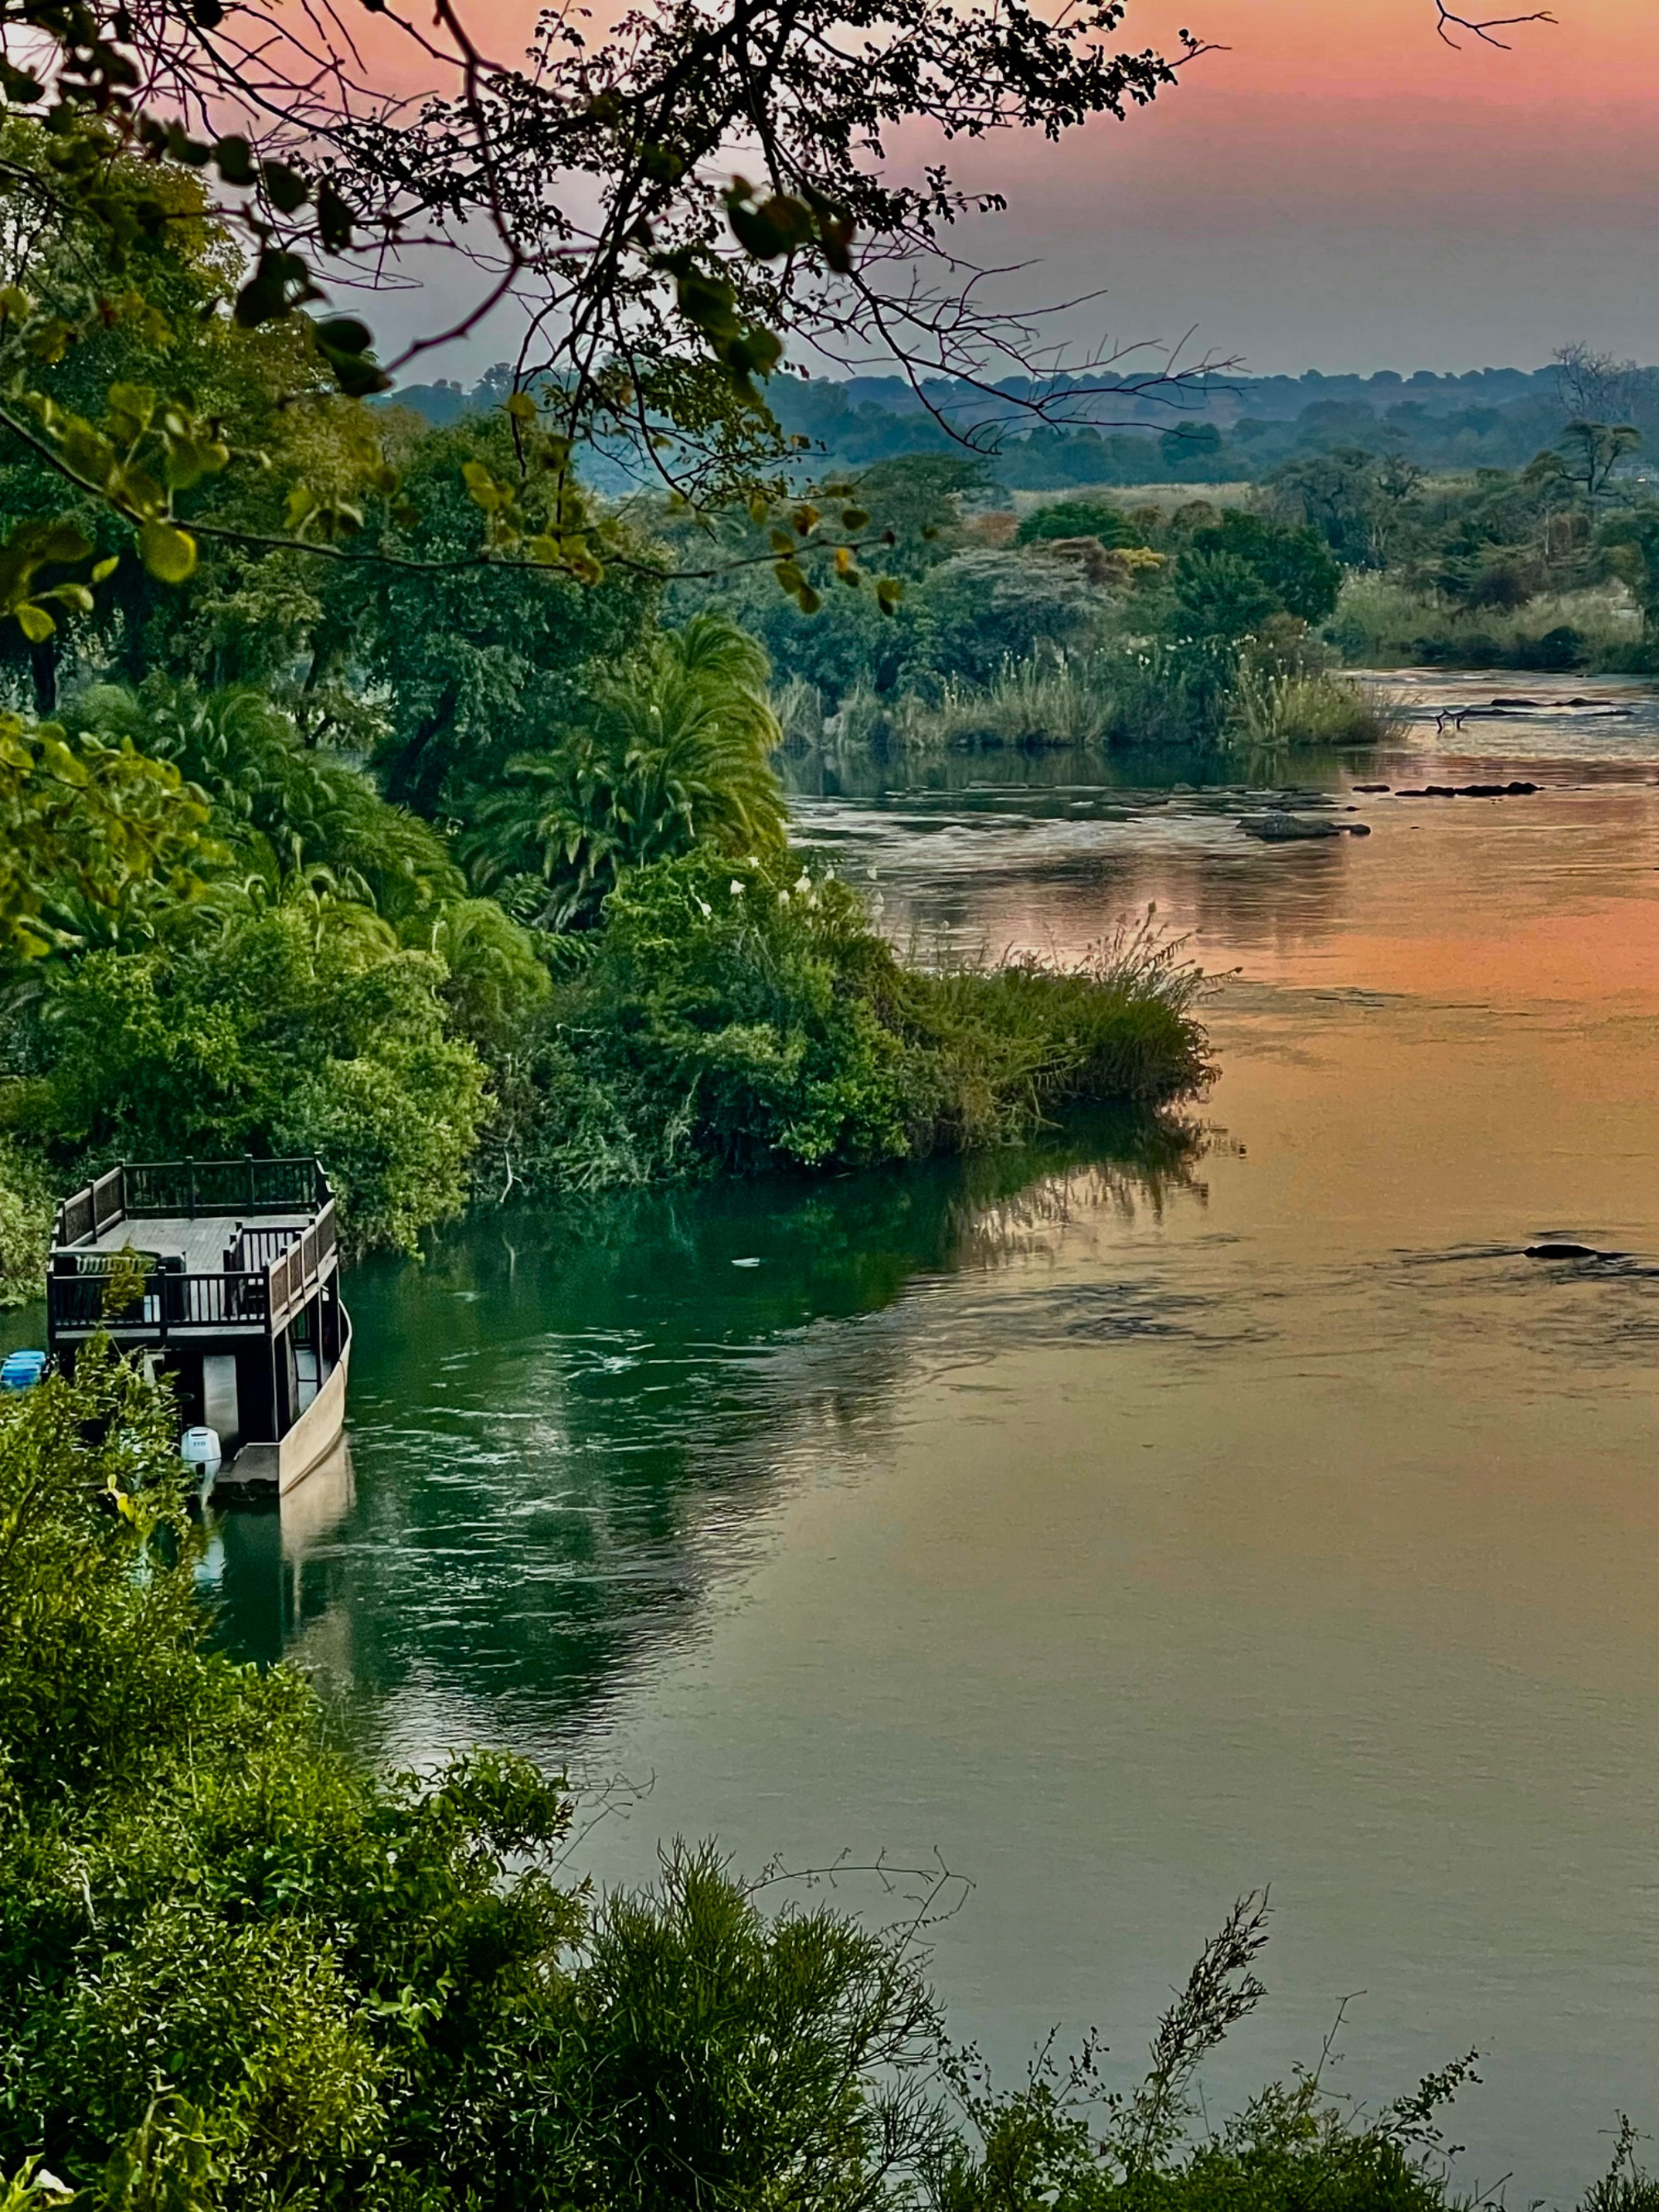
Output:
(388, 351), (1659, 491)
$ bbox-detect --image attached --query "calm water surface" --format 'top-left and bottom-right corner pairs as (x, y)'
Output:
(180, 677), (1659, 2196)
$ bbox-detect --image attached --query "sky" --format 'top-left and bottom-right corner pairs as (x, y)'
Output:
(361, 0), (1659, 382)
(925, 0), (1659, 376)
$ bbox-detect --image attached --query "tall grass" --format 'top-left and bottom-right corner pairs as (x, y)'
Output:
(902, 911), (1212, 1148)
(826, 646), (1229, 757)
(1329, 574), (1640, 669)
(1228, 662), (1409, 748)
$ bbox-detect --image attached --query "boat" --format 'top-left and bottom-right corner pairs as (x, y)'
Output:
(45, 1156), (351, 1493)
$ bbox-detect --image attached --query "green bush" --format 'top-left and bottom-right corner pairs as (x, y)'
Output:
(492, 854), (1207, 1193)
(1187, 511), (1343, 626)
(1016, 499), (1144, 548)
(0, 1137), (52, 1309)
(17, 903), (487, 1254)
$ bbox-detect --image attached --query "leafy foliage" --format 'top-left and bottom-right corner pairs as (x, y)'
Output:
(1016, 499), (1144, 549)
(17, 904), (487, 1253)
(1185, 512), (1342, 626)
(486, 853), (1207, 1195)
(0, 714), (215, 957)
(465, 613), (788, 929)
(66, 679), (464, 922)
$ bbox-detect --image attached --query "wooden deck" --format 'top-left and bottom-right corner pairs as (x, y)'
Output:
(81, 1214), (312, 1271)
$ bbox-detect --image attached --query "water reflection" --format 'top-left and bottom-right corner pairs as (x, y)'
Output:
(207, 1109), (1207, 1752)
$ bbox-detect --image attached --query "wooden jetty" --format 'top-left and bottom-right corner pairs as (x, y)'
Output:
(46, 1157), (350, 1491)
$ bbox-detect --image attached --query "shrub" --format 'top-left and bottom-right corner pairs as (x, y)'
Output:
(1016, 499), (1144, 548)
(0, 1136), (52, 1308)
(496, 855), (1208, 1194)
(17, 903), (487, 1254)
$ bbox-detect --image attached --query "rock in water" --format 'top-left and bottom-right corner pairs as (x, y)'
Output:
(1525, 1241), (1603, 1260)
(1239, 811), (1367, 842)
(1239, 812), (1345, 841)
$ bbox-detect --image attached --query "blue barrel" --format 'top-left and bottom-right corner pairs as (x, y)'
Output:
(1, 1351), (46, 1391)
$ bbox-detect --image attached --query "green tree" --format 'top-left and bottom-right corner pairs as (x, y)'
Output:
(465, 612), (788, 929)
(1188, 511), (1342, 625)
(1016, 499), (1143, 549)
(1170, 550), (1280, 642)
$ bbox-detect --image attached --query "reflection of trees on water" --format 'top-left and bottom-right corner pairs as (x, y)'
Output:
(211, 1110), (1206, 1760)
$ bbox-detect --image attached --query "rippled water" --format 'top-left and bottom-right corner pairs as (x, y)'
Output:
(19, 679), (1659, 2202)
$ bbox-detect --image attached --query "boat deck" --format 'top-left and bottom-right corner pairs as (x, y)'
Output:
(80, 1214), (312, 1269)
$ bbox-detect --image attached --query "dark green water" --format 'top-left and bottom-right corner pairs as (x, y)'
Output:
(208, 1109), (1198, 1745)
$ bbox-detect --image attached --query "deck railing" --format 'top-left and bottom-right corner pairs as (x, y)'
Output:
(124, 1157), (324, 1220)
(46, 1267), (272, 1333)
(47, 1157), (338, 1341)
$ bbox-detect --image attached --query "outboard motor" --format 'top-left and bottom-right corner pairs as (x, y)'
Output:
(180, 1425), (222, 1474)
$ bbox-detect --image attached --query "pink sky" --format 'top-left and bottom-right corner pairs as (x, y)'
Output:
(935, 0), (1659, 372)
(364, 0), (1659, 378)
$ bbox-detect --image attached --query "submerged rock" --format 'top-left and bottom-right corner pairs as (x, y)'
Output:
(1525, 1240), (1618, 1261)
(1238, 811), (1350, 842)
(1396, 781), (1540, 799)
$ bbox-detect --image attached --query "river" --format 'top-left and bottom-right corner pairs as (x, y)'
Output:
(41, 670), (1659, 2200)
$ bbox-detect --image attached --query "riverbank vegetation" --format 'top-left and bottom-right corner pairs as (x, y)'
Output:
(3, 1348), (1649, 2212)
(0, 149), (1209, 1284)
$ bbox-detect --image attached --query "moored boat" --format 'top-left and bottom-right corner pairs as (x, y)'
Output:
(45, 1156), (350, 1492)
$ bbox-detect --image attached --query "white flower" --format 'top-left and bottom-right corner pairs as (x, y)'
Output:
(794, 870), (811, 894)
(729, 879), (745, 897)
(696, 897), (712, 918)
(777, 889), (791, 906)
(865, 862), (878, 879)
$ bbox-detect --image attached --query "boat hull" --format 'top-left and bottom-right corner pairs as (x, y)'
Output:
(222, 1304), (352, 1493)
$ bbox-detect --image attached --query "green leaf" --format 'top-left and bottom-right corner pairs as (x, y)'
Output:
(314, 318), (390, 397)
(90, 557), (119, 583)
(315, 181), (355, 251)
(505, 392), (538, 421)
(138, 521), (197, 583)
(234, 250), (320, 328)
(314, 315), (372, 356)
(15, 602), (54, 642)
